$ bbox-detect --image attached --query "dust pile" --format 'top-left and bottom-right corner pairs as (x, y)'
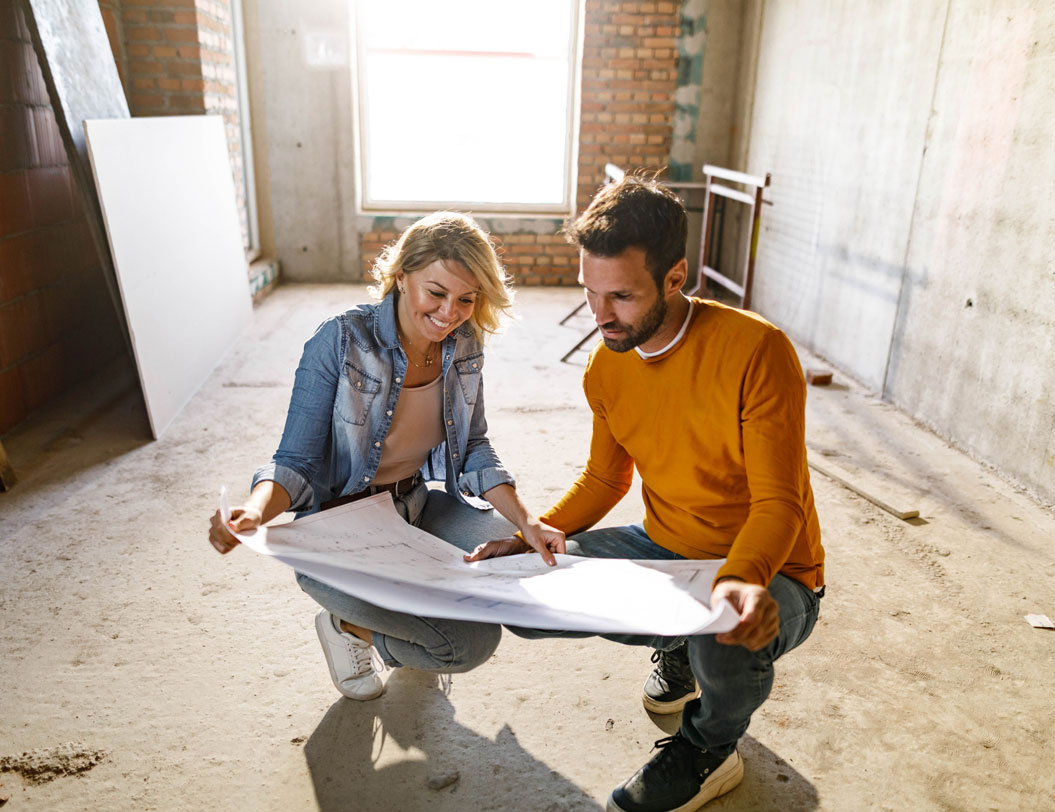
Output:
(0, 743), (109, 785)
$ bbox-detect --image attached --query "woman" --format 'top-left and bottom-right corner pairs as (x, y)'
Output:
(208, 212), (564, 700)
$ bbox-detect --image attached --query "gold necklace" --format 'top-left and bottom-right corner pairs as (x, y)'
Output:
(397, 325), (436, 368)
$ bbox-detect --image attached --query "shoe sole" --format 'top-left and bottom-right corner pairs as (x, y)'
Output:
(605, 749), (744, 812)
(641, 686), (701, 715)
(314, 611), (384, 701)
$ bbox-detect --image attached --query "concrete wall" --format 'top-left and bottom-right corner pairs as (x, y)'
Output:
(245, 0), (358, 282)
(744, 0), (947, 388)
(742, 0), (1055, 502)
(689, 0), (744, 175)
(885, 4), (1055, 500)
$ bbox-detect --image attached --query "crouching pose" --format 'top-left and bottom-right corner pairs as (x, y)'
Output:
(210, 212), (564, 700)
(468, 176), (825, 812)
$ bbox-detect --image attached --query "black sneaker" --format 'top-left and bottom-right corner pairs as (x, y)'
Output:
(607, 734), (743, 812)
(642, 643), (699, 714)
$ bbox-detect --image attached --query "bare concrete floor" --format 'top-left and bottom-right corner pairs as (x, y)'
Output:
(2, 284), (1054, 811)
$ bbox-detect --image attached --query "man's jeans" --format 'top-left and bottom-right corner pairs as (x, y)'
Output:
(297, 482), (514, 672)
(507, 524), (822, 758)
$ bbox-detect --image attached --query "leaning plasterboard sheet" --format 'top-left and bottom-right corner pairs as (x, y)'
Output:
(85, 116), (251, 439)
(220, 490), (739, 636)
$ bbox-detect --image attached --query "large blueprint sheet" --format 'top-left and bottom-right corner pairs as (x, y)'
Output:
(221, 491), (739, 636)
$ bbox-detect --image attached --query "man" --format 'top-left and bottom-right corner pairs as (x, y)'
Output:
(469, 175), (825, 812)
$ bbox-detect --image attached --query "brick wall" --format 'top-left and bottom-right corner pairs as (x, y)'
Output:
(358, 0), (681, 287)
(577, 0), (679, 209)
(97, 0), (128, 88)
(359, 229), (579, 287)
(116, 0), (248, 245)
(0, 0), (124, 436)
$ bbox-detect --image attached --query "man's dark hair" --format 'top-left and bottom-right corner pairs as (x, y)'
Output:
(563, 173), (688, 288)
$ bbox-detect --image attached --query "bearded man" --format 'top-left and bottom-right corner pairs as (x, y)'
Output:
(469, 175), (826, 812)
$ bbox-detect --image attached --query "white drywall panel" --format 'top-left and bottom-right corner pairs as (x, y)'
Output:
(85, 115), (252, 439)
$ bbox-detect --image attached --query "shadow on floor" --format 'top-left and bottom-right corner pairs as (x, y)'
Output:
(708, 734), (819, 811)
(2, 357), (150, 492)
(638, 713), (818, 810)
(304, 668), (603, 812)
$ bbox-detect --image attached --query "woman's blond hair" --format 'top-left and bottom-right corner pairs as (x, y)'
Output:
(370, 212), (513, 340)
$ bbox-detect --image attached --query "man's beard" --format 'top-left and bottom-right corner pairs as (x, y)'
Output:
(599, 292), (667, 353)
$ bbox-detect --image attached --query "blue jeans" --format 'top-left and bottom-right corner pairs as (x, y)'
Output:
(296, 482), (514, 672)
(507, 524), (821, 758)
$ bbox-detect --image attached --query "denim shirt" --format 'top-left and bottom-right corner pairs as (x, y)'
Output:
(252, 292), (515, 515)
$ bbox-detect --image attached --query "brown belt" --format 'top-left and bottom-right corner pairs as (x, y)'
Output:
(320, 474), (421, 512)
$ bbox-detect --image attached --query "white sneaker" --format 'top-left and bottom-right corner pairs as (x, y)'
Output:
(314, 611), (384, 700)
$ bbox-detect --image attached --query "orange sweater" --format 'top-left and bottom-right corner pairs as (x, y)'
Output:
(542, 299), (824, 590)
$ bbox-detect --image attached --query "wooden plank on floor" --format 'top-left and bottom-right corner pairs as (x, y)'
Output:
(807, 454), (920, 521)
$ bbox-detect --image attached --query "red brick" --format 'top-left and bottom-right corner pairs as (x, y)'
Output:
(32, 108), (66, 167)
(20, 343), (64, 410)
(0, 365), (28, 435)
(164, 27), (199, 43)
(0, 172), (31, 236)
(0, 107), (39, 171)
(0, 232), (38, 302)
(126, 26), (163, 41)
(26, 167), (73, 226)
(128, 59), (163, 74)
(0, 293), (48, 366)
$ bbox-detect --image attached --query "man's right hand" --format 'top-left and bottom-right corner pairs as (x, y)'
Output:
(463, 536), (530, 562)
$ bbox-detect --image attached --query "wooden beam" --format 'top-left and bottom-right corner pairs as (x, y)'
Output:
(808, 456), (920, 521)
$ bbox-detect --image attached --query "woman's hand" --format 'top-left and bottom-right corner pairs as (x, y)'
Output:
(463, 536), (529, 562)
(519, 520), (566, 566)
(208, 506), (262, 555)
(473, 484), (566, 566)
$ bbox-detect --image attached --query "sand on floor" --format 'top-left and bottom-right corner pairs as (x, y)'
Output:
(1, 285), (1053, 811)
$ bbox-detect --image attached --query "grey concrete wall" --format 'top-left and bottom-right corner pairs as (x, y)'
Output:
(246, 0), (359, 282)
(743, 0), (947, 388)
(885, 3), (1055, 500)
(741, 0), (1055, 501)
(690, 0), (744, 175)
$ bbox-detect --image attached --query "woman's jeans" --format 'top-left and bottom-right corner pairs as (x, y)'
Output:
(506, 524), (822, 758)
(296, 481), (514, 672)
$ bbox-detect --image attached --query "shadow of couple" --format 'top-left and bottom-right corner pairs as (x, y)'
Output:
(303, 667), (600, 811)
(303, 667), (820, 812)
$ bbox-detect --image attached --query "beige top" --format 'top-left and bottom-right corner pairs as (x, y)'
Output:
(373, 375), (446, 485)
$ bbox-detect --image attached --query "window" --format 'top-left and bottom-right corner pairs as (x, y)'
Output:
(353, 0), (582, 214)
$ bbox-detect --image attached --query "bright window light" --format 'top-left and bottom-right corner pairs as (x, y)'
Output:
(354, 0), (581, 214)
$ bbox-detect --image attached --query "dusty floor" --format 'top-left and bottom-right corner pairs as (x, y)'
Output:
(1, 284), (1054, 812)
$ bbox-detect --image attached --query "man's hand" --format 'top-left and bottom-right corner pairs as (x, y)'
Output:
(463, 536), (529, 562)
(712, 578), (779, 651)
